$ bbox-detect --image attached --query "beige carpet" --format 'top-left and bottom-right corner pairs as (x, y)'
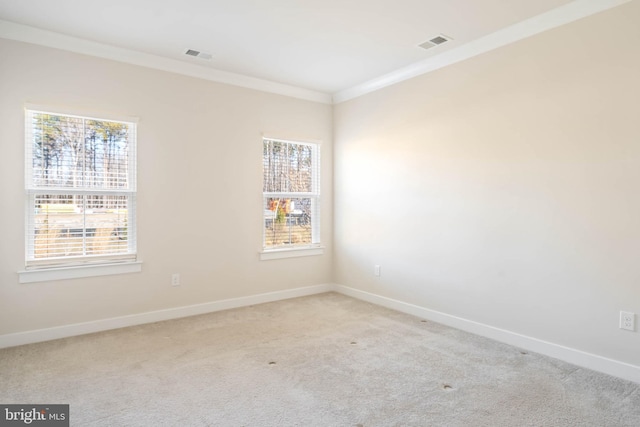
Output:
(0, 292), (638, 426)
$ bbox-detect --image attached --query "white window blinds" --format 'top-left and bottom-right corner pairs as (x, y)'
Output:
(262, 138), (320, 250)
(25, 109), (137, 267)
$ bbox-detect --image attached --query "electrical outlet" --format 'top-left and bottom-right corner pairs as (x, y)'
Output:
(171, 273), (181, 287)
(620, 311), (635, 331)
(374, 265), (381, 277)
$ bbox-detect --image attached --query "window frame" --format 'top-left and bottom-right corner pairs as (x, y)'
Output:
(261, 137), (323, 259)
(20, 106), (140, 282)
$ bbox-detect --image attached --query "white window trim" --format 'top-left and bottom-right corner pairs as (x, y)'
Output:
(18, 261), (142, 284)
(22, 106), (139, 280)
(261, 137), (322, 258)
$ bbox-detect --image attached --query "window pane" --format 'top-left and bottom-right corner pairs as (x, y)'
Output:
(30, 114), (84, 188)
(85, 195), (130, 255)
(264, 197), (313, 247)
(30, 194), (131, 259)
(28, 111), (133, 190)
(84, 120), (133, 190)
(263, 140), (313, 193)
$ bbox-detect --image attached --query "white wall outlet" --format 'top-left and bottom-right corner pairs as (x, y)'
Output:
(620, 311), (635, 331)
(171, 273), (181, 287)
(374, 265), (381, 277)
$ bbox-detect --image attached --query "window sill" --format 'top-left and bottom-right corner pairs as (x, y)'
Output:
(18, 261), (142, 284)
(260, 246), (324, 260)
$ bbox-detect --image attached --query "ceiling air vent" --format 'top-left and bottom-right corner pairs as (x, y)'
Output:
(419, 34), (452, 50)
(184, 49), (212, 60)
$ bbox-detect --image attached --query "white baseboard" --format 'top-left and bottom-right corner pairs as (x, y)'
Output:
(333, 284), (640, 384)
(3, 282), (638, 385)
(0, 284), (333, 349)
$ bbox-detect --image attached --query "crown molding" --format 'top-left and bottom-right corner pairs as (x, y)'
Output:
(332, 0), (632, 104)
(0, 19), (332, 105)
(0, 0), (631, 106)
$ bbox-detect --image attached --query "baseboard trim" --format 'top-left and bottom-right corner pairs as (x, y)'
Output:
(0, 284), (333, 349)
(334, 284), (640, 384)
(4, 282), (638, 384)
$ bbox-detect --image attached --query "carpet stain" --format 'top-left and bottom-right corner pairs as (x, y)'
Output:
(443, 384), (453, 390)
(350, 341), (357, 345)
(268, 361), (276, 365)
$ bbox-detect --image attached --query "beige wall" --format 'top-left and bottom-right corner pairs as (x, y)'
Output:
(0, 39), (332, 335)
(1, 1), (639, 372)
(334, 2), (640, 365)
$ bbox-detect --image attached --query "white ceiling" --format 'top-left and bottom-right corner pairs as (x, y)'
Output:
(0, 0), (628, 102)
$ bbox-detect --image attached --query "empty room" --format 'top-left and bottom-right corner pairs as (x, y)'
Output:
(0, 0), (639, 425)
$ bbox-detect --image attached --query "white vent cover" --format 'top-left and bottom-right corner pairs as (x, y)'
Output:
(184, 49), (212, 60)
(419, 34), (452, 50)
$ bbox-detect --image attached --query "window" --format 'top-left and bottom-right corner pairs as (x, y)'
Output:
(262, 138), (320, 253)
(24, 109), (137, 269)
